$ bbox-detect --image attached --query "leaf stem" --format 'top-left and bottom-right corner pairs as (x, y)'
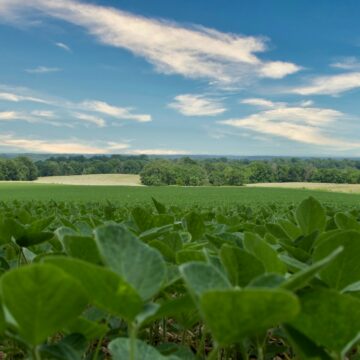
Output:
(129, 322), (137, 360)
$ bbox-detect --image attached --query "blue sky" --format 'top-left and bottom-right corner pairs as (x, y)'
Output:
(0, 0), (360, 156)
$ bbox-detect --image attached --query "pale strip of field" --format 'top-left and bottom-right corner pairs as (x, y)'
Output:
(247, 182), (360, 193)
(35, 174), (142, 186)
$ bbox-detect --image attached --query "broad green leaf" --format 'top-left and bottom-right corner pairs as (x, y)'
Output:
(62, 235), (101, 264)
(220, 244), (265, 286)
(180, 262), (231, 299)
(39, 334), (87, 360)
(176, 250), (206, 264)
(95, 224), (166, 300)
(0, 218), (25, 245)
(0, 263), (88, 345)
(335, 213), (360, 231)
(313, 230), (360, 290)
(247, 273), (285, 288)
(109, 338), (180, 360)
(289, 289), (360, 356)
(296, 197), (326, 235)
(183, 212), (205, 241)
(280, 247), (343, 292)
(152, 197), (167, 214)
(243, 232), (286, 274)
(44, 257), (143, 320)
(66, 317), (108, 340)
(283, 325), (332, 360)
(200, 288), (300, 345)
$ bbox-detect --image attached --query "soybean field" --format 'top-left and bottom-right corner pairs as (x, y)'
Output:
(0, 194), (359, 359)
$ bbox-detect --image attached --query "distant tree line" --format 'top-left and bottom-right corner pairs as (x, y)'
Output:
(2, 155), (360, 185)
(0, 157), (38, 181)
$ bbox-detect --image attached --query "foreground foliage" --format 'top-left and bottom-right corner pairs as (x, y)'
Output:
(0, 197), (359, 359)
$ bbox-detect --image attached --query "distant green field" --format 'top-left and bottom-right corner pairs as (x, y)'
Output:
(1, 182), (360, 206)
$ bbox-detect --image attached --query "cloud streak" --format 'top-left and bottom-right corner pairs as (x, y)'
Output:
(0, 0), (301, 85)
(220, 101), (359, 149)
(292, 72), (360, 96)
(169, 94), (226, 116)
(0, 84), (152, 125)
(55, 42), (71, 52)
(0, 134), (131, 154)
(25, 66), (62, 74)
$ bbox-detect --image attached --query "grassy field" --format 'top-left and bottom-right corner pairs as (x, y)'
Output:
(1, 182), (360, 206)
(35, 174), (142, 186)
(248, 182), (360, 193)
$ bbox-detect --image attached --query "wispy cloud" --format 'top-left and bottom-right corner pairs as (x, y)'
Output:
(220, 101), (359, 149)
(81, 100), (151, 122)
(0, 84), (152, 125)
(0, 134), (131, 154)
(0, 110), (70, 127)
(73, 112), (106, 127)
(55, 42), (71, 52)
(126, 148), (189, 155)
(169, 94), (226, 116)
(31, 110), (56, 118)
(240, 98), (279, 108)
(292, 72), (360, 95)
(0, 91), (49, 103)
(0, 0), (301, 85)
(330, 57), (360, 70)
(25, 66), (62, 74)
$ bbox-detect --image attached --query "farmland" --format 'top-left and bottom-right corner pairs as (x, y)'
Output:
(1, 182), (360, 205)
(0, 191), (359, 359)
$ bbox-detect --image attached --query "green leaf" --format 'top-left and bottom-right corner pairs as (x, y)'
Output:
(183, 212), (205, 241)
(296, 197), (326, 235)
(66, 317), (108, 340)
(95, 224), (166, 300)
(313, 230), (360, 290)
(44, 256), (143, 321)
(200, 288), (300, 345)
(289, 288), (360, 356)
(280, 247), (343, 292)
(220, 244), (265, 286)
(39, 334), (87, 360)
(152, 197), (167, 214)
(0, 263), (88, 345)
(335, 213), (360, 231)
(176, 250), (206, 264)
(180, 262), (231, 299)
(109, 338), (180, 360)
(283, 325), (332, 360)
(243, 232), (286, 274)
(62, 235), (101, 264)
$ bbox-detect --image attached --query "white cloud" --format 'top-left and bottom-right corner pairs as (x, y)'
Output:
(0, 110), (71, 127)
(0, 134), (131, 154)
(169, 94), (226, 116)
(126, 148), (189, 155)
(299, 100), (314, 107)
(0, 111), (22, 121)
(292, 72), (360, 95)
(0, 91), (48, 103)
(330, 57), (360, 70)
(55, 42), (71, 52)
(241, 98), (279, 108)
(219, 102), (359, 149)
(0, 0), (300, 85)
(25, 66), (62, 74)
(73, 112), (106, 127)
(259, 61), (301, 79)
(81, 100), (151, 122)
(31, 110), (55, 117)
(0, 84), (152, 124)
